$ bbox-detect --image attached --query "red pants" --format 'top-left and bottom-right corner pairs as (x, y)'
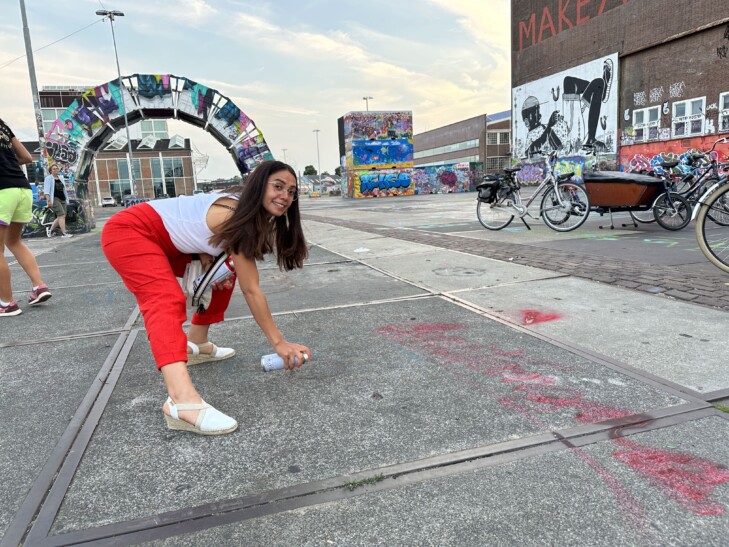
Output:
(101, 203), (234, 369)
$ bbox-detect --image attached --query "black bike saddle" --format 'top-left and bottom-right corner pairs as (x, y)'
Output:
(504, 166), (521, 173)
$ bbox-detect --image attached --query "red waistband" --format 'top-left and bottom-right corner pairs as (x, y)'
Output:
(103, 202), (179, 257)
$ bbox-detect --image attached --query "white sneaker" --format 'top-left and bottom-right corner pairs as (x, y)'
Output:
(61, 233), (74, 238)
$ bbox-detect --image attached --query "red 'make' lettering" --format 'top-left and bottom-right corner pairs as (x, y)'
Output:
(539, 7), (557, 42)
(559, 0), (574, 32)
(577, 0), (591, 24)
(519, 14), (536, 50)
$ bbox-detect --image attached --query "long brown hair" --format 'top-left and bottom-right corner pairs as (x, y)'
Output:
(209, 160), (308, 271)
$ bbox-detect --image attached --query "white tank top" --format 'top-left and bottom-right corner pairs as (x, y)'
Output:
(147, 193), (236, 255)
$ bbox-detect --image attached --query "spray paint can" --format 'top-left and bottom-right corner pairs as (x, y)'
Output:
(261, 352), (309, 371)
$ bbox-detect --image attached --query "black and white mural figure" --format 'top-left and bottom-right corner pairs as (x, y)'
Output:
(562, 58), (613, 149)
(513, 54), (618, 160)
(521, 96), (570, 158)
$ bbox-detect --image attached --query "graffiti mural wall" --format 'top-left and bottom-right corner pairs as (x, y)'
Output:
(412, 163), (481, 194)
(341, 111), (414, 198)
(349, 169), (413, 198)
(43, 74), (272, 192)
(619, 136), (729, 175)
(512, 53), (619, 161)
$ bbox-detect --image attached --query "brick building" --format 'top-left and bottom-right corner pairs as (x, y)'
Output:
(413, 111), (512, 174)
(511, 0), (729, 177)
(22, 137), (195, 204)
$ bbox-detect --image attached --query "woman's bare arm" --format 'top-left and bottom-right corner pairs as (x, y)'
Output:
(12, 137), (32, 165)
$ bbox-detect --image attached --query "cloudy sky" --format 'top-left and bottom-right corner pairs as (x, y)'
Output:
(1, 0), (510, 180)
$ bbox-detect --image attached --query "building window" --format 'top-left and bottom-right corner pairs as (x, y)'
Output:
(41, 108), (66, 134)
(151, 158), (162, 179)
(487, 132), (498, 145)
(499, 132), (510, 145)
(672, 97), (705, 137)
(486, 157), (501, 170)
(169, 135), (185, 149)
(163, 157), (184, 178)
(138, 135), (158, 149)
(141, 119), (169, 139)
(105, 135), (127, 150)
(117, 159), (141, 182)
(633, 106), (660, 142)
(720, 92), (729, 132)
(414, 139), (479, 159)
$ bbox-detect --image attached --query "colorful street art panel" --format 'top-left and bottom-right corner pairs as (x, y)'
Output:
(351, 139), (413, 169)
(351, 169), (414, 198)
(177, 78), (213, 122)
(514, 156), (588, 185)
(135, 74), (174, 109)
(512, 53), (619, 159)
(412, 164), (478, 194)
(42, 74), (269, 185)
(619, 136), (729, 175)
(343, 111), (413, 141)
(232, 129), (273, 174)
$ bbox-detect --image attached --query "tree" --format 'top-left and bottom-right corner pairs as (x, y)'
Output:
(322, 171), (330, 176)
(303, 165), (317, 176)
(335, 166), (341, 176)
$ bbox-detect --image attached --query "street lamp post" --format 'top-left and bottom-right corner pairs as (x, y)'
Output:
(282, 148), (287, 163)
(312, 129), (321, 187)
(362, 96), (373, 111)
(96, 9), (136, 196)
(19, 0), (48, 176)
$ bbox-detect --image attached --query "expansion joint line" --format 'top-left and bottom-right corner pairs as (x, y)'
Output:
(1, 308), (141, 547)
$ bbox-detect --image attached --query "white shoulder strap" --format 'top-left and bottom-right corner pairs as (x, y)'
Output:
(191, 252), (228, 308)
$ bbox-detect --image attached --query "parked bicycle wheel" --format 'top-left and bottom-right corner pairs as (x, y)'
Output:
(628, 209), (656, 224)
(653, 192), (690, 231)
(696, 183), (729, 273)
(705, 183), (729, 226)
(476, 195), (514, 230)
(540, 182), (590, 232)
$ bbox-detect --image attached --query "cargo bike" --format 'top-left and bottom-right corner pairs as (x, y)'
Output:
(581, 144), (690, 230)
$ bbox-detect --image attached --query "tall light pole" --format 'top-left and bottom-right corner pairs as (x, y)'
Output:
(362, 96), (373, 111)
(96, 9), (136, 196)
(19, 0), (48, 176)
(312, 129), (321, 187)
(282, 148), (287, 163)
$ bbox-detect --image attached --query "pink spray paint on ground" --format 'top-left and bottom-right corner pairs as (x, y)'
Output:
(377, 322), (729, 519)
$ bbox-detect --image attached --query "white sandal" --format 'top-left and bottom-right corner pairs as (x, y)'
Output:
(163, 397), (238, 435)
(186, 340), (236, 366)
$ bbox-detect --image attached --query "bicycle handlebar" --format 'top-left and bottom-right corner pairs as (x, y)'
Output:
(709, 136), (728, 152)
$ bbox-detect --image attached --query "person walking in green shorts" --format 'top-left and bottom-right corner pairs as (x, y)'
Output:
(0, 118), (52, 316)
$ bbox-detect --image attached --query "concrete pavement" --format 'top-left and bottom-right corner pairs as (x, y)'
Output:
(2, 193), (728, 546)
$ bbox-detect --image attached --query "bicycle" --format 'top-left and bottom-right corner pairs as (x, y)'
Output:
(21, 202), (56, 238)
(475, 150), (590, 232)
(695, 180), (729, 273)
(627, 137), (727, 226)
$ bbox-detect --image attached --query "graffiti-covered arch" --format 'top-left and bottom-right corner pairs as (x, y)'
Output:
(43, 73), (273, 193)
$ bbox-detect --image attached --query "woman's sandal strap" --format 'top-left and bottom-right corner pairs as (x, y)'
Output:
(186, 341), (200, 356)
(173, 401), (211, 412)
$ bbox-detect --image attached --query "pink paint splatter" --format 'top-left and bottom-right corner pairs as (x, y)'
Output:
(521, 309), (563, 325)
(613, 438), (729, 516)
(376, 322), (729, 518)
